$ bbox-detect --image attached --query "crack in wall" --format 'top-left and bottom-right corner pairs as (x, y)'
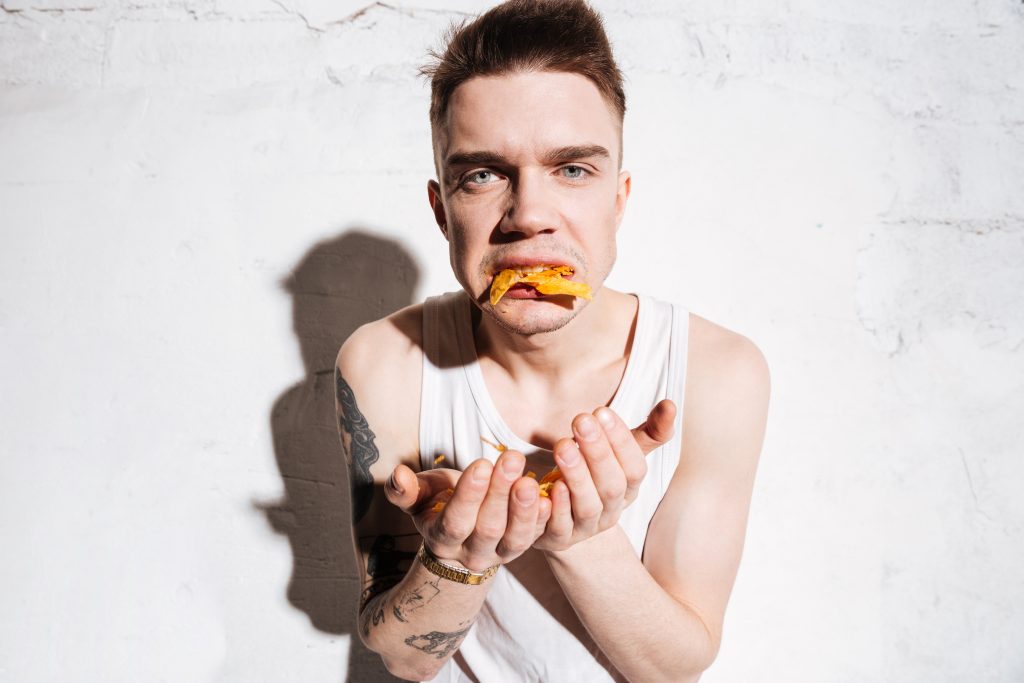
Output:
(958, 448), (996, 524)
(266, 1), (470, 34)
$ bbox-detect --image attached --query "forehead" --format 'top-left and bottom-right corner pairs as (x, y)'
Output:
(438, 71), (620, 164)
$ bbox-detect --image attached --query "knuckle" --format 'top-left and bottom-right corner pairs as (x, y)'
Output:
(630, 459), (648, 482)
(575, 500), (602, 520)
(474, 520), (505, 541)
(496, 536), (528, 557)
(598, 481), (627, 501)
(619, 460), (646, 488)
(440, 515), (469, 541)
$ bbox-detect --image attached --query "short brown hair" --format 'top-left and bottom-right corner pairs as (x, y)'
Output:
(421, 0), (626, 141)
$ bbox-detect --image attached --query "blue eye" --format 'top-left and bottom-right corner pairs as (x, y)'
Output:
(467, 171), (496, 185)
(561, 165), (586, 179)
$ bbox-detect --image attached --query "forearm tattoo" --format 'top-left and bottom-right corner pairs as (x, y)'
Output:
(335, 370), (379, 523)
(404, 626), (472, 660)
(359, 592), (388, 638)
(393, 577), (442, 622)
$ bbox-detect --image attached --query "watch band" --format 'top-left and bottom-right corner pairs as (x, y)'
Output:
(417, 544), (500, 585)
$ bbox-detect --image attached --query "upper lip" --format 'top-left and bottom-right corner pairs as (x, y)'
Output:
(489, 257), (576, 277)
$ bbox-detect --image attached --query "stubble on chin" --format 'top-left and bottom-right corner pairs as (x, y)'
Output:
(480, 298), (585, 337)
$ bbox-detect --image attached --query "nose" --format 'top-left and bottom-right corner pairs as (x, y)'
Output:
(499, 171), (560, 237)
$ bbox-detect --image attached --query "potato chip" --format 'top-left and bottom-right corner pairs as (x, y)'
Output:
(489, 266), (592, 305)
(537, 467), (563, 497)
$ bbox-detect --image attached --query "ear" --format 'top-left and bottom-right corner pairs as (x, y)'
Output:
(427, 180), (448, 240)
(614, 170), (631, 228)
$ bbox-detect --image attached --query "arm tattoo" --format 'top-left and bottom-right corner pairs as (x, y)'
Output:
(404, 625), (472, 660)
(393, 577), (442, 622)
(359, 592), (388, 638)
(335, 370), (379, 523)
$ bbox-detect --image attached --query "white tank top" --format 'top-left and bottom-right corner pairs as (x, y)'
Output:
(419, 291), (689, 683)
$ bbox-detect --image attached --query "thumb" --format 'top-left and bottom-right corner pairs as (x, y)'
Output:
(631, 399), (676, 455)
(385, 465), (456, 514)
(384, 464), (422, 513)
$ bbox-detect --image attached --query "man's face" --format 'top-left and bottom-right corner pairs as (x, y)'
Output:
(428, 70), (630, 336)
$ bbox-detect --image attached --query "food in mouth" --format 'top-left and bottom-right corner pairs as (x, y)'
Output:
(489, 265), (592, 306)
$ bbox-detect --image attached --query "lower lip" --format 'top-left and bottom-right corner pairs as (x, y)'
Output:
(502, 283), (546, 299)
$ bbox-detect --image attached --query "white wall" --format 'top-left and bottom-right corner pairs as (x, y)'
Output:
(2, 1), (1022, 681)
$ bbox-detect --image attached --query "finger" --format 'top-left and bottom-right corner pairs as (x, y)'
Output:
(630, 399), (676, 455)
(595, 407), (648, 493)
(496, 476), (540, 560)
(467, 450), (524, 555)
(433, 459), (492, 547)
(534, 495), (553, 539)
(542, 480), (574, 543)
(572, 413), (627, 511)
(552, 437), (602, 534)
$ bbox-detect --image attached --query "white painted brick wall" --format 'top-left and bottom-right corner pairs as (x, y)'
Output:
(2, 1), (1022, 681)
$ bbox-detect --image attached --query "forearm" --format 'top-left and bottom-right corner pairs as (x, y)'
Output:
(544, 525), (717, 683)
(359, 557), (491, 681)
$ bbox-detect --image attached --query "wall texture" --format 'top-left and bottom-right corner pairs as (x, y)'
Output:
(2, 1), (1022, 681)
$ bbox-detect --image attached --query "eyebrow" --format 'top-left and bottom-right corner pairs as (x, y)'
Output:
(443, 144), (611, 171)
(541, 145), (610, 165)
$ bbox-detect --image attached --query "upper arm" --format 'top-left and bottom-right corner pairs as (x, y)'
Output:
(642, 315), (771, 653)
(334, 307), (424, 606)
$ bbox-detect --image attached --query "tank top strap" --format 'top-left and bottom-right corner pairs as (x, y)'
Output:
(660, 302), (690, 488)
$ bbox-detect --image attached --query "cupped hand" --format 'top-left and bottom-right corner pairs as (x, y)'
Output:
(384, 450), (552, 572)
(534, 399), (676, 552)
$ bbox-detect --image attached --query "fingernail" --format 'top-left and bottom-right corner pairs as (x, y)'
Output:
(502, 454), (523, 477)
(387, 472), (404, 495)
(472, 462), (491, 483)
(575, 416), (598, 442)
(515, 485), (536, 505)
(555, 443), (580, 468)
(596, 408), (615, 428)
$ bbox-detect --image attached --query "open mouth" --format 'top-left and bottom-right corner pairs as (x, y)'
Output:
(489, 264), (592, 305)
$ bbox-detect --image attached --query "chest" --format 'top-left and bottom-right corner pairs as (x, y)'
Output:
(480, 358), (628, 450)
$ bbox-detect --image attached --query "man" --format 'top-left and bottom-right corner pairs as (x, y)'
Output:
(335, 1), (770, 680)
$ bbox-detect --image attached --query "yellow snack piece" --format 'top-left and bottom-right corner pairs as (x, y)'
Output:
(489, 269), (521, 305)
(536, 467), (563, 497)
(480, 436), (507, 453)
(432, 488), (456, 513)
(489, 265), (592, 305)
(434, 454), (446, 466)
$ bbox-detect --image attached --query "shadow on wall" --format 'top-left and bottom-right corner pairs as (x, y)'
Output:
(256, 229), (419, 683)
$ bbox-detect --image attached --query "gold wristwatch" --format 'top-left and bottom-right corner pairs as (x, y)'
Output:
(417, 544), (500, 585)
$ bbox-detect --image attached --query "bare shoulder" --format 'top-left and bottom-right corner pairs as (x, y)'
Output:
(335, 303), (425, 469)
(686, 313), (770, 394)
(683, 314), (771, 456)
(336, 303), (424, 377)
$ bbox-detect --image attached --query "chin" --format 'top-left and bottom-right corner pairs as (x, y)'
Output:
(482, 298), (585, 336)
